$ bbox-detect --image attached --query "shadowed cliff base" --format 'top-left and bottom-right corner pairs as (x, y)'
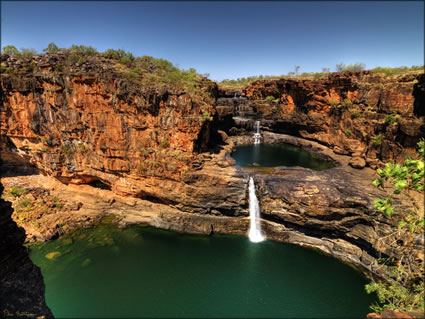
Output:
(0, 160), (53, 318)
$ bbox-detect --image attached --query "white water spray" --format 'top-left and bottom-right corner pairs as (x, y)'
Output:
(253, 120), (261, 144)
(248, 177), (265, 243)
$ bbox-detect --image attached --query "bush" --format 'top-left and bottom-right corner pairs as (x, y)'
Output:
(345, 129), (352, 137)
(60, 145), (74, 154)
(370, 65), (424, 77)
(351, 110), (363, 119)
(336, 62), (366, 72)
(367, 139), (425, 313)
(340, 99), (352, 109)
(385, 115), (397, 125)
(329, 98), (339, 107)
(19, 48), (38, 58)
(266, 95), (275, 101)
(373, 135), (383, 146)
(202, 111), (212, 121)
(8, 186), (28, 198)
(103, 48), (134, 65)
(160, 140), (170, 148)
(70, 44), (98, 56)
(18, 198), (31, 208)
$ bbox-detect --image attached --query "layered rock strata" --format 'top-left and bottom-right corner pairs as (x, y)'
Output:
(1, 53), (423, 287)
(216, 72), (424, 168)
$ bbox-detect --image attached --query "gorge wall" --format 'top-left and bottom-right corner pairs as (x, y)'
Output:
(1, 53), (424, 293)
(217, 71), (424, 168)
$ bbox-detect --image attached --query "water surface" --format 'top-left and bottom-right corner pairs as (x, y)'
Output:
(29, 223), (374, 318)
(232, 143), (333, 171)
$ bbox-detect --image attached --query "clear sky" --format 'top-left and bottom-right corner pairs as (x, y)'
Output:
(1, 1), (424, 81)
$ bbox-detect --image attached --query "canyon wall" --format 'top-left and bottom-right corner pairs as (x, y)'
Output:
(1, 53), (423, 289)
(218, 71), (424, 168)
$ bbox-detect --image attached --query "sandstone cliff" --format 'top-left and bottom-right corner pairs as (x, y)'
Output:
(1, 53), (423, 290)
(217, 71), (424, 168)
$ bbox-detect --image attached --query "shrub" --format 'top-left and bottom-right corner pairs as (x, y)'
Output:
(367, 139), (424, 313)
(335, 62), (366, 72)
(60, 145), (74, 155)
(8, 186), (28, 198)
(103, 48), (134, 65)
(373, 135), (383, 146)
(18, 198), (31, 208)
(19, 48), (38, 58)
(70, 44), (98, 56)
(340, 99), (352, 109)
(160, 140), (170, 148)
(329, 98), (339, 107)
(266, 95), (275, 102)
(351, 110), (363, 119)
(385, 115), (397, 125)
(202, 111), (212, 121)
(370, 65), (424, 77)
(345, 129), (352, 137)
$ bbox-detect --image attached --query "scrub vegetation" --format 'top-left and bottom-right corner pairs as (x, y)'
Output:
(366, 139), (424, 313)
(1, 43), (213, 96)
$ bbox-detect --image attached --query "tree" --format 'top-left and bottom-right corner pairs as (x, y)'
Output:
(295, 65), (300, 75)
(2, 45), (19, 56)
(365, 139), (424, 313)
(336, 63), (346, 72)
(43, 42), (59, 53)
(322, 67), (330, 74)
(70, 44), (98, 56)
(19, 48), (38, 58)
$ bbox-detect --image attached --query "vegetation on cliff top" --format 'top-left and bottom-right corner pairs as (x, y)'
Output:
(218, 64), (424, 87)
(1, 43), (213, 98)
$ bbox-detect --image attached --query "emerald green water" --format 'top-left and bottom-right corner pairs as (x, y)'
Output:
(29, 223), (375, 318)
(232, 144), (333, 171)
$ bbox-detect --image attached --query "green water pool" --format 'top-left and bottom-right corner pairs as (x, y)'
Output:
(29, 223), (375, 318)
(231, 143), (333, 171)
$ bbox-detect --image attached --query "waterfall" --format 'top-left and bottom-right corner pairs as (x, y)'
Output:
(248, 177), (265, 243)
(253, 120), (261, 144)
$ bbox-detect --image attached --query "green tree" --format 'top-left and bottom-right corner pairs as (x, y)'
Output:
(2, 45), (19, 55)
(70, 44), (98, 56)
(43, 42), (59, 53)
(20, 48), (38, 58)
(366, 139), (424, 313)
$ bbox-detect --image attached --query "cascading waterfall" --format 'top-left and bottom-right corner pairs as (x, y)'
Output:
(253, 120), (261, 144)
(248, 177), (265, 243)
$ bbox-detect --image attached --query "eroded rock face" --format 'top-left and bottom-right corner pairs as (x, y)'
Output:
(1, 53), (219, 198)
(222, 72), (425, 168)
(1, 54), (423, 287)
(0, 179), (53, 318)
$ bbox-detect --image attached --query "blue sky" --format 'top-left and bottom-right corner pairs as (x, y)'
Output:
(1, 1), (424, 81)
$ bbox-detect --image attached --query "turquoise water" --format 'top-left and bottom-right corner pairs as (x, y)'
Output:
(232, 144), (333, 171)
(29, 223), (375, 318)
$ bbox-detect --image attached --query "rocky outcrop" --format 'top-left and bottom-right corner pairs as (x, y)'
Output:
(219, 72), (424, 168)
(1, 52), (220, 196)
(1, 53), (423, 288)
(0, 174), (53, 317)
(367, 309), (425, 319)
